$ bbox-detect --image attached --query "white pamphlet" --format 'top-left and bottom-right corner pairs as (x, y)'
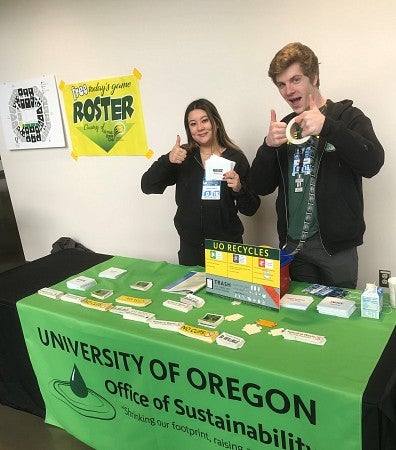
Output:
(205, 154), (235, 181)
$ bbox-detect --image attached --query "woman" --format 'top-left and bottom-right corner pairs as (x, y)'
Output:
(141, 98), (260, 266)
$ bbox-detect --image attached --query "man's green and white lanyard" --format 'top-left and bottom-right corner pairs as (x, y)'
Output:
(287, 104), (328, 254)
(289, 135), (319, 255)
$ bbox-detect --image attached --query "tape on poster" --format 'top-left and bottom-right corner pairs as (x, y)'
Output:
(286, 118), (310, 145)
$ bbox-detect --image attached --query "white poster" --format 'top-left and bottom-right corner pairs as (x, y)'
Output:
(0, 74), (65, 150)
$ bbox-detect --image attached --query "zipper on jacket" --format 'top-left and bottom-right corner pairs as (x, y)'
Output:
(194, 154), (204, 170)
(193, 153), (205, 237)
(315, 143), (332, 256)
(277, 149), (289, 248)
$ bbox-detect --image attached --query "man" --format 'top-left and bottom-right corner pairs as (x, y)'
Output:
(249, 42), (384, 288)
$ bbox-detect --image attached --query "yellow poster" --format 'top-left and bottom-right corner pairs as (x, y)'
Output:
(59, 69), (151, 159)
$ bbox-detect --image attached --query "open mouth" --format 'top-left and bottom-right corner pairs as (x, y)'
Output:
(290, 97), (302, 108)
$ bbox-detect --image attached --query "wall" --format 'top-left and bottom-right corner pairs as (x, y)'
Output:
(0, 0), (394, 288)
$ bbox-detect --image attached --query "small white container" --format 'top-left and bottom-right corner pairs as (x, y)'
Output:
(361, 283), (383, 319)
(387, 277), (396, 308)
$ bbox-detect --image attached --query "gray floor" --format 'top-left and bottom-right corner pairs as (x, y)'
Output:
(0, 170), (93, 449)
(0, 405), (93, 450)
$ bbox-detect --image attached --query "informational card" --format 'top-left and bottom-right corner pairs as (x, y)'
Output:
(205, 240), (282, 310)
(205, 154), (235, 181)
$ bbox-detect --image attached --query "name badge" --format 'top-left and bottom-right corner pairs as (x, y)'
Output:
(202, 179), (221, 200)
(292, 146), (312, 176)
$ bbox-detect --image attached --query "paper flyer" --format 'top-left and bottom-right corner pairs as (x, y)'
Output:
(0, 74), (65, 150)
(205, 154), (235, 180)
(161, 271), (206, 295)
(59, 69), (151, 159)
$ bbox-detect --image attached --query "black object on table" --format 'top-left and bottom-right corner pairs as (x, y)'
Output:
(0, 249), (111, 418)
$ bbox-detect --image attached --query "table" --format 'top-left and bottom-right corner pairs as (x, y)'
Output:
(14, 254), (396, 450)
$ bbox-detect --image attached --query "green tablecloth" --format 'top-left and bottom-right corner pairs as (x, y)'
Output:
(17, 256), (396, 450)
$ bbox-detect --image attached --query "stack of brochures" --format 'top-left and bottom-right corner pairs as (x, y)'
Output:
(66, 276), (97, 291)
(161, 271), (206, 295)
(198, 313), (224, 329)
(216, 332), (245, 349)
(316, 297), (356, 318)
(178, 324), (218, 343)
(280, 293), (314, 310)
(98, 267), (127, 279)
(205, 154), (236, 181)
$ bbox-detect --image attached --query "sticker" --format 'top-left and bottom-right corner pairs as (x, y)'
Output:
(242, 323), (262, 335)
(225, 313), (244, 322)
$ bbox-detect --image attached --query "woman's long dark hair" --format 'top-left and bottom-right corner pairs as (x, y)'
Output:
(182, 98), (240, 152)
